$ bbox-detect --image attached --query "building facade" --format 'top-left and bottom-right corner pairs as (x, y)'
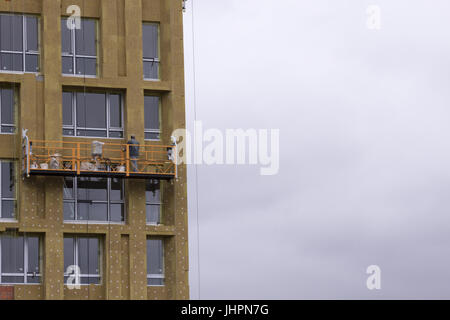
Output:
(0, 0), (189, 300)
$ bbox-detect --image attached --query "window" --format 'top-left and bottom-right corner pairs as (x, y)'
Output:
(0, 87), (15, 133)
(64, 235), (101, 285)
(0, 233), (41, 284)
(146, 179), (161, 225)
(147, 239), (164, 286)
(61, 18), (97, 76)
(142, 23), (159, 80)
(63, 177), (125, 222)
(62, 91), (123, 138)
(0, 161), (15, 219)
(0, 14), (40, 73)
(144, 95), (160, 140)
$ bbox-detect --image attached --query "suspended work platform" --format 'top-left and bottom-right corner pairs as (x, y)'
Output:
(23, 138), (177, 180)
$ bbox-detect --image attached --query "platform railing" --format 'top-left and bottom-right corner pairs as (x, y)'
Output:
(24, 139), (177, 179)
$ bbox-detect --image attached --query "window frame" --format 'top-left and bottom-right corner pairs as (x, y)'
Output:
(63, 177), (125, 223)
(62, 90), (124, 139)
(146, 179), (162, 225)
(144, 94), (161, 141)
(142, 22), (160, 81)
(0, 13), (40, 74)
(63, 235), (102, 285)
(146, 238), (165, 286)
(0, 233), (42, 285)
(0, 86), (16, 135)
(61, 17), (98, 77)
(0, 160), (16, 221)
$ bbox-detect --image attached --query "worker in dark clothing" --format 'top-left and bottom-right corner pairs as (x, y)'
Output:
(127, 135), (140, 172)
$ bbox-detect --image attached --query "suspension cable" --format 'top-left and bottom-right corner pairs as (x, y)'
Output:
(190, 0), (202, 300)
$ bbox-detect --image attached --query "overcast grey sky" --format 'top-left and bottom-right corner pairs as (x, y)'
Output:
(183, 0), (450, 299)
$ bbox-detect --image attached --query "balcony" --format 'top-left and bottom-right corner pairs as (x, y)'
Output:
(23, 139), (177, 180)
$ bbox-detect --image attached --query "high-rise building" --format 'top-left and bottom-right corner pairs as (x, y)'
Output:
(0, 0), (188, 300)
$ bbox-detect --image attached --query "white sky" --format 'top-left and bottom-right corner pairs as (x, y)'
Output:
(183, 0), (450, 299)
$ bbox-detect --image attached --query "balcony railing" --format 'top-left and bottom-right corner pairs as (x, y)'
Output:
(23, 139), (177, 180)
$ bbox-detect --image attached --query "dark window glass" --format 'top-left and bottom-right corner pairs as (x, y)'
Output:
(1, 127), (12, 133)
(61, 18), (72, 54)
(63, 128), (74, 136)
(142, 24), (158, 59)
(62, 92), (73, 126)
(62, 56), (74, 74)
(27, 276), (41, 284)
(2, 200), (14, 219)
(0, 15), (12, 50)
(64, 92), (123, 137)
(81, 277), (100, 284)
(145, 132), (160, 140)
(110, 204), (124, 222)
(146, 205), (160, 225)
(86, 243), (100, 276)
(63, 237), (74, 271)
(1, 200), (15, 219)
(76, 92), (106, 129)
(0, 15), (23, 51)
(109, 131), (123, 138)
(64, 177), (124, 222)
(1, 161), (16, 219)
(110, 178), (123, 201)
(25, 16), (38, 52)
(145, 179), (160, 203)
(143, 61), (159, 79)
(75, 19), (96, 56)
(75, 57), (96, 76)
(146, 180), (161, 225)
(1, 235), (24, 274)
(0, 53), (23, 71)
(63, 202), (75, 220)
(0, 14), (39, 73)
(2, 276), (24, 284)
(27, 236), (40, 274)
(1, 126), (14, 133)
(76, 129), (107, 137)
(75, 177), (109, 221)
(1, 88), (14, 125)
(63, 177), (74, 199)
(62, 18), (97, 76)
(76, 203), (90, 220)
(78, 237), (99, 276)
(109, 94), (121, 128)
(147, 239), (164, 281)
(25, 54), (39, 72)
(1, 162), (15, 198)
(144, 96), (160, 130)
(77, 177), (107, 201)
(148, 278), (164, 286)
(78, 202), (108, 221)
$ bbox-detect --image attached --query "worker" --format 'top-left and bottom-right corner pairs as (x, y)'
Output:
(127, 135), (140, 172)
(167, 147), (174, 161)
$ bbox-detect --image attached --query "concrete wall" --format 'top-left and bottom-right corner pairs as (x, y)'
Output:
(0, 0), (188, 300)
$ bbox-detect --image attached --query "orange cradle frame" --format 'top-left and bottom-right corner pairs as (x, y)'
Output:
(22, 136), (177, 180)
